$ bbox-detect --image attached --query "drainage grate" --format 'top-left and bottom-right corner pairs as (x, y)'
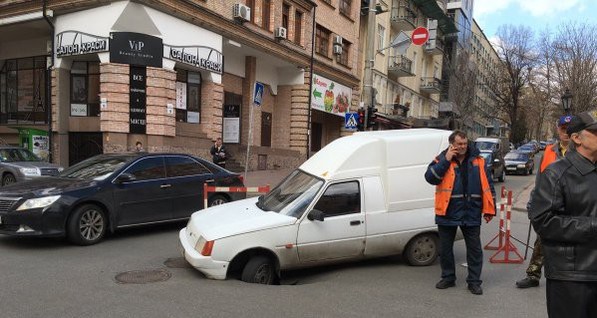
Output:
(164, 257), (191, 269)
(115, 269), (171, 284)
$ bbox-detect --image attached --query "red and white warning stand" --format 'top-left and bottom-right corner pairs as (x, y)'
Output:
(203, 183), (270, 209)
(488, 189), (524, 264)
(484, 186), (507, 250)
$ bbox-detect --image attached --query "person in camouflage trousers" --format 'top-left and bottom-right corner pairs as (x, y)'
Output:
(515, 115), (573, 288)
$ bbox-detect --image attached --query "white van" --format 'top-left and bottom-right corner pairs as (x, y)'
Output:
(179, 128), (454, 284)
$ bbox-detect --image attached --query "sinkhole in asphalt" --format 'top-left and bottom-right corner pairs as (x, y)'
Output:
(115, 269), (172, 284)
(164, 257), (192, 269)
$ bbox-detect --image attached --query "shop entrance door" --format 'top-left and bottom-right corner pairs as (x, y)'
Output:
(69, 132), (103, 165)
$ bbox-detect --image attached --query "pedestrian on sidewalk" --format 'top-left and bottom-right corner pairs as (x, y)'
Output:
(516, 115), (574, 289)
(210, 137), (227, 168)
(529, 111), (597, 318)
(424, 130), (496, 295)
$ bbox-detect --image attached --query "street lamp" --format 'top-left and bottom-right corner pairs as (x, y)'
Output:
(561, 88), (573, 115)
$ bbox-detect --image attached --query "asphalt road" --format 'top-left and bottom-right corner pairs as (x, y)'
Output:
(0, 161), (544, 318)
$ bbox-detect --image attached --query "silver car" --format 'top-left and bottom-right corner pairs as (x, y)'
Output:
(0, 147), (63, 186)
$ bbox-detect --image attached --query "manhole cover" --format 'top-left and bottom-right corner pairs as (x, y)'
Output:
(164, 257), (191, 269)
(115, 269), (171, 284)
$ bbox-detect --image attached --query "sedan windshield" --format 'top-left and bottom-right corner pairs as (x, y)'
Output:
(60, 155), (136, 180)
(258, 169), (323, 218)
(475, 142), (496, 151)
(0, 148), (41, 162)
(505, 153), (528, 161)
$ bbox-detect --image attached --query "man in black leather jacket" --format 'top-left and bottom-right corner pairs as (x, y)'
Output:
(529, 111), (597, 318)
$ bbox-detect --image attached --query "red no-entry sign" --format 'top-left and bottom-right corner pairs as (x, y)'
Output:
(411, 27), (430, 46)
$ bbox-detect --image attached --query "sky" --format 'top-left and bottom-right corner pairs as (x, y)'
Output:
(473, 0), (597, 41)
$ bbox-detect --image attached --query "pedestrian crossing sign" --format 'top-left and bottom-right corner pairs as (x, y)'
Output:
(345, 112), (359, 129)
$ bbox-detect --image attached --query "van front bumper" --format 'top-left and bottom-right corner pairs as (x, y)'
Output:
(178, 228), (229, 280)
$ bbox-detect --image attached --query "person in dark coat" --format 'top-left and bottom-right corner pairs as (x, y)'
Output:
(210, 137), (227, 168)
(425, 130), (496, 295)
(529, 111), (597, 318)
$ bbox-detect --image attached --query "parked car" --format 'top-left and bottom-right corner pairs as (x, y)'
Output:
(0, 153), (245, 245)
(516, 144), (536, 156)
(180, 129), (465, 284)
(504, 151), (535, 175)
(479, 150), (506, 182)
(0, 147), (63, 186)
(539, 141), (548, 151)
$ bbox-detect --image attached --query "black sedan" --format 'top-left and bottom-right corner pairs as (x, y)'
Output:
(0, 153), (245, 245)
(504, 151), (535, 175)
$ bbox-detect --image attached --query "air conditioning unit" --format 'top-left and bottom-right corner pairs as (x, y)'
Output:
(233, 3), (251, 22)
(275, 27), (287, 39)
(333, 44), (343, 55)
(333, 35), (343, 45)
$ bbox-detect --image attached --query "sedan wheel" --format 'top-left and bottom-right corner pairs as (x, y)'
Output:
(2, 173), (16, 186)
(241, 256), (276, 285)
(404, 233), (438, 266)
(209, 194), (229, 207)
(498, 169), (506, 182)
(67, 204), (106, 245)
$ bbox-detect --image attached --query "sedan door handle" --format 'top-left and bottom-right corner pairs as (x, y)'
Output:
(160, 184), (171, 189)
(350, 220), (362, 226)
(205, 179), (215, 183)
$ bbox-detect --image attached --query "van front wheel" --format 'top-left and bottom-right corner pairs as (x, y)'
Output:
(404, 233), (438, 266)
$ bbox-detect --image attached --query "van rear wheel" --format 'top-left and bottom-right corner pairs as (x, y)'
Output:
(404, 233), (438, 266)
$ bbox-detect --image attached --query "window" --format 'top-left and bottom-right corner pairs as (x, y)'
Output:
(339, 0), (352, 16)
(294, 11), (303, 45)
(377, 24), (385, 50)
(282, 3), (290, 30)
(315, 25), (331, 56)
(70, 61), (100, 117)
(0, 56), (48, 124)
(336, 39), (351, 66)
(175, 69), (201, 124)
(246, 0), (255, 23)
(262, 0), (271, 30)
(125, 157), (166, 181)
(165, 156), (211, 177)
(313, 181), (361, 217)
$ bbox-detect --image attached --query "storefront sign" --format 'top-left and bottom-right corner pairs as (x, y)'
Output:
(32, 135), (49, 161)
(187, 111), (200, 124)
(71, 104), (88, 117)
(110, 32), (162, 67)
(223, 105), (240, 143)
(164, 44), (223, 74)
(175, 82), (187, 110)
(56, 31), (109, 57)
(310, 74), (352, 117)
(129, 66), (147, 134)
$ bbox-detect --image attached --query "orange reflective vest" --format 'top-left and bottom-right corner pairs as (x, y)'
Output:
(434, 157), (496, 216)
(540, 144), (558, 173)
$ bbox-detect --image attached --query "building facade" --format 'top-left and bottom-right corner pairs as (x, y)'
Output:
(0, 0), (361, 169)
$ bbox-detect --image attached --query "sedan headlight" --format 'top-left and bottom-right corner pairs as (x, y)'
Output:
(19, 167), (40, 176)
(517, 164), (527, 168)
(16, 195), (61, 211)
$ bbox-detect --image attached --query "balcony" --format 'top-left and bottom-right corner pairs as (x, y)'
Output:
(420, 77), (442, 94)
(388, 55), (414, 78)
(425, 37), (444, 55)
(390, 4), (417, 31)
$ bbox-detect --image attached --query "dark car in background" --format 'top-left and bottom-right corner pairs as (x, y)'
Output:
(0, 147), (63, 186)
(516, 144), (536, 156)
(505, 151), (535, 175)
(479, 151), (506, 182)
(0, 153), (245, 245)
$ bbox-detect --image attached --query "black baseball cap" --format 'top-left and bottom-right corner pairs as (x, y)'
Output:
(567, 111), (597, 135)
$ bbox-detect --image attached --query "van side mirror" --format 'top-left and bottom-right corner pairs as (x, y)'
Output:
(114, 173), (136, 184)
(307, 209), (325, 222)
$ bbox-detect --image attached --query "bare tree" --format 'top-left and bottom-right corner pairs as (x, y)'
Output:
(444, 50), (479, 131)
(551, 22), (597, 113)
(490, 25), (537, 144)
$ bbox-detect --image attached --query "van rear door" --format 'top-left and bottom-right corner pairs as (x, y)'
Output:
(296, 180), (366, 263)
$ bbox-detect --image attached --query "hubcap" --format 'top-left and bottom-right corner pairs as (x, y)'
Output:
(254, 263), (272, 284)
(4, 175), (15, 185)
(412, 236), (436, 262)
(210, 198), (227, 206)
(79, 209), (104, 241)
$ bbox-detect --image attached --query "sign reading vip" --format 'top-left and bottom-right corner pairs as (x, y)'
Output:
(110, 32), (162, 67)
(129, 66), (147, 134)
(345, 112), (359, 130)
(253, 82), (264, 106)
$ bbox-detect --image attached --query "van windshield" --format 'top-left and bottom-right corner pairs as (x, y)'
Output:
(257, 169), (323, 218)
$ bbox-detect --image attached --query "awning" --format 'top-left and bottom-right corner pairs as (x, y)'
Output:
(376, 113), (412, 129)
(411, 0), (458, 34)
